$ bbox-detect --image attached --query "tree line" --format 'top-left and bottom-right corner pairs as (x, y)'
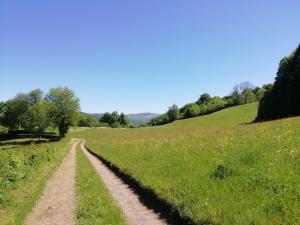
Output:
(0, 87), (80, 136)
(150, 82), (272, 126)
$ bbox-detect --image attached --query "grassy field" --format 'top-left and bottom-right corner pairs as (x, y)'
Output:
(0, 138), (70, 225)
(73, 103), (300, 225)
(76, 142), (127, 225)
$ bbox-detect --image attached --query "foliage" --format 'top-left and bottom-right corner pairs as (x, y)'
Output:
(21, 102), (51, 133)
(0, 95), (28, 130)
(99, 111), (130, 128)
(241, 89), (257, 104)
(203, 96), (225, 113)
(72, 104), (300, 225)
(256, 45), (300, 121)
(46, 87), (80, 136)
(196, 93), (211, 105)
(0, 87), (80, 137)
(182, 103), (200, 118)
(77, 114), (95, 127)
(224, 91), (243, 106)
(118, 113), (129, 127)
(167, 104), (180, 122)
(149, 113), (170, 126)
(26, 89), (43, 105)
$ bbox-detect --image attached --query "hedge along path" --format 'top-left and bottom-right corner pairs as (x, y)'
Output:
(25, 139), (79, 225)
(80, 140), (168, 225)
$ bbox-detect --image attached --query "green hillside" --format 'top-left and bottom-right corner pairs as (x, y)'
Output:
(73, 104), (300, 225)
(169, 103), (258, 127)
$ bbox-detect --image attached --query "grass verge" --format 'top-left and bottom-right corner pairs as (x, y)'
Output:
(76, 142), (127, 225)
(0, 137), (70, 225)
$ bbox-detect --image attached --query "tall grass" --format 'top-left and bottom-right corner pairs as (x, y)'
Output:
(73, 104), (300, 224)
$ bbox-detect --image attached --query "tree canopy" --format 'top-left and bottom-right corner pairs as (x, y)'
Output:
(0, 87), (80, 136)
(197, 93), (211, 105)
(46, 87), (80, 136)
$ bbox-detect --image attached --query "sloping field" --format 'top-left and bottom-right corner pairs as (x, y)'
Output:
(73, 104), (300, 224)
(169, 103), (258, 127)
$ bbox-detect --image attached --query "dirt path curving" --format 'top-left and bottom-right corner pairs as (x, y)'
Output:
(80, 140), (168, 225)
(25, 139), (79, 225)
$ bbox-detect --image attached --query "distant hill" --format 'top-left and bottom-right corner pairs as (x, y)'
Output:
(126, 113), (161, 125)
(81, 112), (160, 126)
(81, 112), (103, 121)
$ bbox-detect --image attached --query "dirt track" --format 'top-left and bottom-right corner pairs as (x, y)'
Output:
(25, 139), (169, 225)
(25, 139), (78, 225)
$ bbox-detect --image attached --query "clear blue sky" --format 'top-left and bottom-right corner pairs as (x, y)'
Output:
(1, 0), (299, 114)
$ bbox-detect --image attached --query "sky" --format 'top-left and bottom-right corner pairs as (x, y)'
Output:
(1, 0), (300, 114)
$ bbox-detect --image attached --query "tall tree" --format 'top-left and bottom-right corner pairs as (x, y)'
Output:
(256, 45), (300, 121)
(46, 87), (80, 136)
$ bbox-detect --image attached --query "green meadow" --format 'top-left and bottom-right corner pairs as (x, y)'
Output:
(73, 103), (300, 225)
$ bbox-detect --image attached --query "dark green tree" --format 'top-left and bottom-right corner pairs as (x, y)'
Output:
(256, 45), (300, 121)
(0, 94), (28, 130)
(100, 113), (113, 127)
